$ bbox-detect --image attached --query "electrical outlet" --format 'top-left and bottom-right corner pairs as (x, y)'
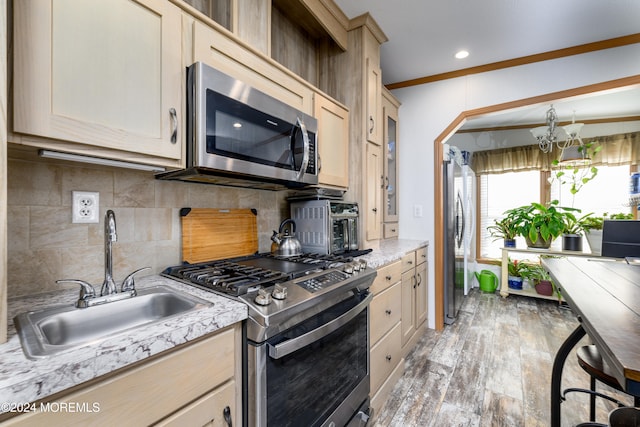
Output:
(72, 191), (99, 223)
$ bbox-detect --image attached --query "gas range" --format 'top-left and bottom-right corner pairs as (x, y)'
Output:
(163, 250), (374, 341)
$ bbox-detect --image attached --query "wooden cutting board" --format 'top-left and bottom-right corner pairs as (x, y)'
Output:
(180, 208), (258, 263)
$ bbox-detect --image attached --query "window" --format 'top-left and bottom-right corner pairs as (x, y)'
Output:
(550, 164), (631, 217)
(479, 170), (541, 259)
(478, 165), (634, 259)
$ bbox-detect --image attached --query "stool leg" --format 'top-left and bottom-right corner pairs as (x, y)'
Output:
(589, 376), (596, 422)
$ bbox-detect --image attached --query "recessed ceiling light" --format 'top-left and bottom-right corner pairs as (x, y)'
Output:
(455, 50), (469, 59)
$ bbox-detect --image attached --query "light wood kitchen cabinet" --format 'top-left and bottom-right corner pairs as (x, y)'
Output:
(369, 261), (404, 420)
(366, 142), (383, 241)
(12, 0), (183, 166)
(5, 326), (242, 427)
(401, 246), (428, 356)
(382, 89), (400, 234)
(191, 20), (314, 115)
(366, 58), (382, 146)
(314, 94), (350, 189)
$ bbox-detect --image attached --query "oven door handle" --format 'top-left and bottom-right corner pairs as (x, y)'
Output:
(268, 292), (373, 359)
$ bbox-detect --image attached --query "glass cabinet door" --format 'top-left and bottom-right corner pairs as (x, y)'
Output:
(383, 95), (399, 224)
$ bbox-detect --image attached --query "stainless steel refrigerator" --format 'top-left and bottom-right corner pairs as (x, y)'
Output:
(443, 146), (475, 325)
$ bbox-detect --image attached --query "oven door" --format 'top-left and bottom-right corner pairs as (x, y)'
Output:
(247, 291), (371, 427)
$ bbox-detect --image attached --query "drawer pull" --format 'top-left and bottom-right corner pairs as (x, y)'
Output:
(223, 406), (232, 427)
(385, 275), (392, 281)
(408, 260), (413, 265)
(385, 354), (392, 362)
(385, 309), (392, 315)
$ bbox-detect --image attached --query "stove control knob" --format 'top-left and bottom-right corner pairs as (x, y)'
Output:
(254, 288), (272, 306)
(358, 259), (368, 270)
(343, 263), (354, 274)
(271, 283), (288, 300)
(352, 261), (361, 272)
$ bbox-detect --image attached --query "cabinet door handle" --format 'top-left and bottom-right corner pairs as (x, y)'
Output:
(417, 273), (422, 286)
(385, 354), (392, 362)
(223, 406), (233, 427)
(385, 309), (392, 315)
(380, 174), (385, 189)
(385, 275), (392, 281)
(169, 107), (178, 144)
(369, 115), (375, 134)
(412, 276), (416, 289)
(385, 176), (389, 190)
(372, 208), (378, 213)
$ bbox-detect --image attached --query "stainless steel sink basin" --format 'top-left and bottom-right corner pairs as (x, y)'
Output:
(14, 285), (212, 359)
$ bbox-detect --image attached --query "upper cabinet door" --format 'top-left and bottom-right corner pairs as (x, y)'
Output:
(314, 94), (349, 189)
(365, 58), (382, 146)
(13, 0), (183, 162)
(383, 94), (399, 223)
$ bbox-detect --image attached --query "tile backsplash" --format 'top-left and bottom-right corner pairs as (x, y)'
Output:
(7, 157), (290, 298)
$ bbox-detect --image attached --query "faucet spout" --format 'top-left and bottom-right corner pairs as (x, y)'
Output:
(101, 210), (118, 296)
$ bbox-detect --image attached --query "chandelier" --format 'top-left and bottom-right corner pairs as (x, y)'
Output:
(530, 105), (584, 154)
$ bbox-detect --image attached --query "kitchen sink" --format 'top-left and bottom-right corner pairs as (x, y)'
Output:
(14, 285), (213, 359)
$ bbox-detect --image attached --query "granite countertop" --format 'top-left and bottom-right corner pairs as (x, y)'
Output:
(0, 276), (248, 411)
(361, 239), (429, 269)
(0, 239), (426, 412)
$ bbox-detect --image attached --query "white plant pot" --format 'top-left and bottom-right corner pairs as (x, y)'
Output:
(585, 230), (602, 255)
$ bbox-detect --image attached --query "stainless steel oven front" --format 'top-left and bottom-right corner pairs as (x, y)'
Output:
(246, 291), (372, 427)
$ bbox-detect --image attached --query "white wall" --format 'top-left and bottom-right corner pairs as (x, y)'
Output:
(392, 43), (640, 329)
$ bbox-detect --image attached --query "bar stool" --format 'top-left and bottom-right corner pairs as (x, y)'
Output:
(562, 345), (640, 426)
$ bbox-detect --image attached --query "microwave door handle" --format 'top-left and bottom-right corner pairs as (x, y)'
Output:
(294, 117), (310, 182)
(268, 293), (372, 359)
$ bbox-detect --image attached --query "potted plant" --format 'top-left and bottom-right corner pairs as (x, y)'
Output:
(561, 211), (593, 252)
(519, 263), (558, 298)
(582, 212), (634, 255)
(488, 217), (518, 248)
(503, 200), (567, 249)
(507, 258), (524, 289)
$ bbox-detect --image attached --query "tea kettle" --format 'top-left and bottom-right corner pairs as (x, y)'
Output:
(271, 219), (303, 257)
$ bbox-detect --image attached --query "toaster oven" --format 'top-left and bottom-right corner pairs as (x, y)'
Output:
(290, 200), (359, 255)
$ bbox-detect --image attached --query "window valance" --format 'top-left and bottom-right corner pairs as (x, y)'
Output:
(471, 131), (640, 174)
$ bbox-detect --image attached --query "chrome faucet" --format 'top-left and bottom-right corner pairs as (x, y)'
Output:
(56, 209), (151, 308)
(101, 210), (118, 296)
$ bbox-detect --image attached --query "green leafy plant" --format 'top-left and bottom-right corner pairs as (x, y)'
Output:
(487, 217), (519, 241)
(503, 200), (573, 245)
(563, 211), (593, 235)
(507, 258), (524, 277)
(550, 142), (602, 207)
(581, 212), (634, 231)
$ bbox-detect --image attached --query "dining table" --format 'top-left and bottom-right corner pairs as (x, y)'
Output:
(542, 256), (640, 427)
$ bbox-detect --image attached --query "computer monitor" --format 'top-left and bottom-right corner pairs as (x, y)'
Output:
(601, 220), (640, 258)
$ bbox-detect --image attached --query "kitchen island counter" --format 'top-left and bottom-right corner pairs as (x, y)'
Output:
(0, 276), (247, 413)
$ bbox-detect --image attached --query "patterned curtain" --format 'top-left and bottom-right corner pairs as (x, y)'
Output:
(472, 132), (640, 174)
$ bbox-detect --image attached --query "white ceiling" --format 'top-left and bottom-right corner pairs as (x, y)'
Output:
(334, 0), (640, 137)
(334, 0), (640, 86)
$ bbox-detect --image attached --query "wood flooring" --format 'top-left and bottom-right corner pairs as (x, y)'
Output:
(373, 290), (635, 427)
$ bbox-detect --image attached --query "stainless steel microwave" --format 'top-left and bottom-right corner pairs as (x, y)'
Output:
(291, 200), (359, 254)
(157, 62), (318, 190)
